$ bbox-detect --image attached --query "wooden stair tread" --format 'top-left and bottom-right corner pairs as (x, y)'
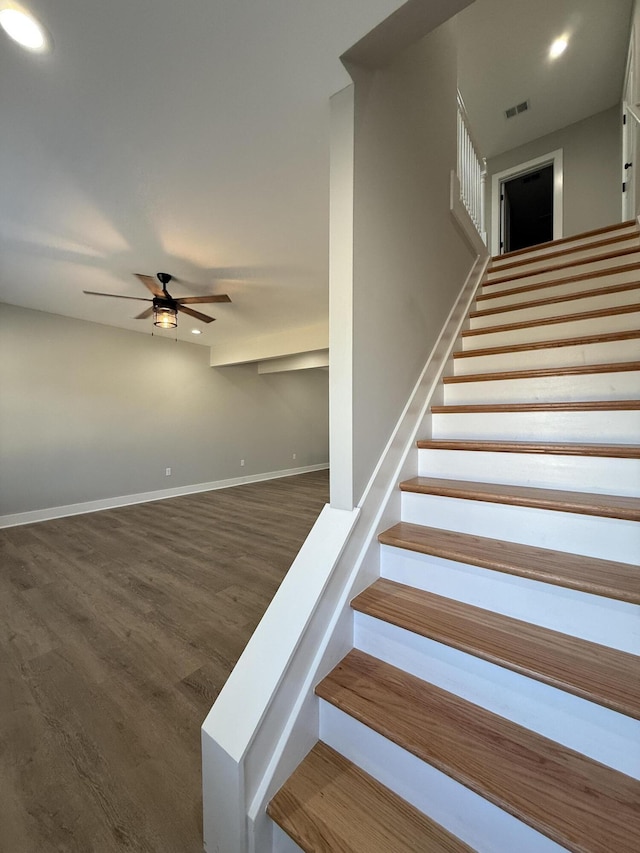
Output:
(444, 361), (640, 383)
(399, 476), (640, 521)
(490, 220), (636, 262)
(316, 650), (640, 853)
(415, 438), (640, 458)
(352, 579), (640, 718)
(477, 260), (640, 302)
(471, 280), (640, 319)
(432, 400), (640, 412)
(488, 232), (639, 274)
(378, 521), (640, 604)
(267, 742), (474, 853)
(454, 329), (640, 359)
(485, 245), (640, 286)
(462, 302), (640, 338)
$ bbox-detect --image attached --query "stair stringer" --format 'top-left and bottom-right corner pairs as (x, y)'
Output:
(201, 252), (487, 853)
(246, 253), (489, 853)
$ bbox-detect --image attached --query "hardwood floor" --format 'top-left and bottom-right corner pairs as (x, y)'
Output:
(0, 470), (329, 853)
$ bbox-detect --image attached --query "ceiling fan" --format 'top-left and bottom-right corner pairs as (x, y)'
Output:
(83, 273), (231, 328)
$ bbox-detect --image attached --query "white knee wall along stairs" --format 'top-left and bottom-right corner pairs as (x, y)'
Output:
(268, 220), (640, 853)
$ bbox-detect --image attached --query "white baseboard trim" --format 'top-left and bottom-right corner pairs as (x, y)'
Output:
(0, 463), (329, 529)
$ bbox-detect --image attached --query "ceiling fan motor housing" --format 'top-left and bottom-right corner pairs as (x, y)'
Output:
(152, 296), (178, 310)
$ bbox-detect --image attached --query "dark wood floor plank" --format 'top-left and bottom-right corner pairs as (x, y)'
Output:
(0, 469), (328, 853)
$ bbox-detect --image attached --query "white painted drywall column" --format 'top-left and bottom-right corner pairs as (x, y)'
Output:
(329, 84), (356, 510)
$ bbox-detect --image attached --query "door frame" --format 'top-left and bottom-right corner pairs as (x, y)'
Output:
(491, 148), (564, 255)
(622, 29), (636, 220)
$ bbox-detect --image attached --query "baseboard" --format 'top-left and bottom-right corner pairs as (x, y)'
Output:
(0, 463), (329, 529)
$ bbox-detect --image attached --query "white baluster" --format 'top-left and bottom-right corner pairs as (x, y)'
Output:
(456, 92), (486, 243)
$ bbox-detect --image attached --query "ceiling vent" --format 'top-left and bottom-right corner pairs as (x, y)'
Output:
(505, 100), (530, 119)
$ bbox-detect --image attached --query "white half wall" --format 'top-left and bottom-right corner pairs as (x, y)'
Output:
(329, 83), (356, 511)
(349, 18), (476, 502)
(0, 303), (329, 517)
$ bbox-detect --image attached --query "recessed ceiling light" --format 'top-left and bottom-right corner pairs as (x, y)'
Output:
(0, 6), (49, 52)
(549, 36), (568, 59)
(191, 329), (202, 335)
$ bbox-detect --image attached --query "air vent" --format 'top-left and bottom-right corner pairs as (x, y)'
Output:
(505, 100), (530, 119)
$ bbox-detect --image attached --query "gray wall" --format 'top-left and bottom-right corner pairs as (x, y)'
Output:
(0, 304), (329, 516)
(486, 106), (622, 244)
(350, 19), (475, 502)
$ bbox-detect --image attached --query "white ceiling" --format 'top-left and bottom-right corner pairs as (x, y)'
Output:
(0, 0), (632, 351)
(457, 0), (632, 159)
(0, 0), (406, 349)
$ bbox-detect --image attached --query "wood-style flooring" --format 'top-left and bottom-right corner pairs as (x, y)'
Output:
(0, 470), (329, 853)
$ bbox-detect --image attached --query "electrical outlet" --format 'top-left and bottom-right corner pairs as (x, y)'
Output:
(165, 467), (172, 476)
(240, 459), (245, 467)
(292, 452), (296, 460)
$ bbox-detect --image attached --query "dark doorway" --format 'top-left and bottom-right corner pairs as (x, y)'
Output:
(501, 164), (554, 253)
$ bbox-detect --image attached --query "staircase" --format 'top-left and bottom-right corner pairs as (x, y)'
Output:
(267, 220), (640, 853)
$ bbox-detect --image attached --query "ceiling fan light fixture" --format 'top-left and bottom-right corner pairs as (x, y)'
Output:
(0, 6), (49, 52)
(153, 304), (178, 329)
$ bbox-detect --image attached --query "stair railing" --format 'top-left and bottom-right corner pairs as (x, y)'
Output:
(624, 100), (640, 127)
(457, 92), (487, 243)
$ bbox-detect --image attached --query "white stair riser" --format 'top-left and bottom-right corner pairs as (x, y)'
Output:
(485, 250), (640, 288)
(489, 236), (640, 277)
(453, 337), (640, 375)
(400, 491), (640, 563)
(320, 702), (569, 853)
(272, 823), (303, 853)
(417, 449), (640, 497)
(380, 545), (639, 655)
(354, 613), (640, 775)
(432, 409), (640, 443)
(462, 310), (640, 351)
(479, 268), (640, 308)
(443, 371), (640, 405)
(470, 287), (640, 329)
(490, 226), (637, 267)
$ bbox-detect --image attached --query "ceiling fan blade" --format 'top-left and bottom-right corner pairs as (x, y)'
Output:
(178, 305), (215, 323)
(84, 290), (152, 302)
(135, 273), (164, 297)
(134, 307), (154, 320)
(175, 294), (231, 304)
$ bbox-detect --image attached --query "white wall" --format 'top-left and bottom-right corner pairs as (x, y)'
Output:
(349, 18), (476, 502)
(0, 304), (329, 516)
(486, 106), (622, 244)
(628, 0), (640, 213)
(630, 0), (640, 106)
